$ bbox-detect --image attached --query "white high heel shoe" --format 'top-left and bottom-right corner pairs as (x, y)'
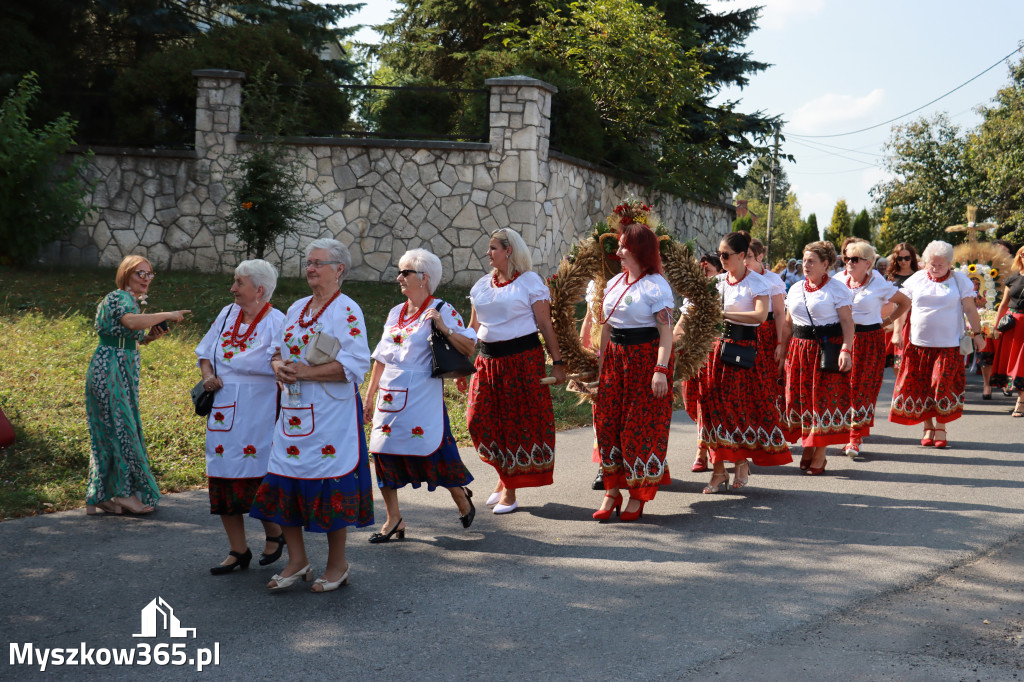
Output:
(267, 564), (313, 591)
(312, 568), (350, 593)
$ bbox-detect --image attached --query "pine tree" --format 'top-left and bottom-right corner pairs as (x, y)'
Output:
(852, 209), (872, 240)
(800, 213), (820, 248)
(824, 200), (851, 246)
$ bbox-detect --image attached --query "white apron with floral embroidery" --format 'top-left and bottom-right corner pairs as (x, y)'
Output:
(196, 304), (284, 479)
(266, 293), (371, 480)
(368, 297), (475, 456)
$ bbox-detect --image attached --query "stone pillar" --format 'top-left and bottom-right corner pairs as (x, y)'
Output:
(193, 69), (244, 158)
(484, 76), (558, 251)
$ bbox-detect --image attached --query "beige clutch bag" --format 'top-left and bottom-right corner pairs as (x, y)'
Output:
(305, 331), (342, 366)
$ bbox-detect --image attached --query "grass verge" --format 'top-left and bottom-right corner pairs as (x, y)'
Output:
(0, 266), (593, 520)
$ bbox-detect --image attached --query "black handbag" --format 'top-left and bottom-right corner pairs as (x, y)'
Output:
(720, 340), (756, 369)
(803, 287), (842, 372)
(997, 313), (1016, 333)
(429, 301), (477, 379)
(191, 307), (232, 416)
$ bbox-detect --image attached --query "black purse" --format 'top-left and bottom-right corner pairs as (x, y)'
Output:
(802, 287), (842, 372)
(191, 307), (232, 416)
(997, 313), (1016, 333)
(720, 340), (757, 369)
(429, 301), (477, 379)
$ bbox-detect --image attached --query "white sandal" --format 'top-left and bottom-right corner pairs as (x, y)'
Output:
(267, 564), (313, 591)
(312, 568), (350, 593)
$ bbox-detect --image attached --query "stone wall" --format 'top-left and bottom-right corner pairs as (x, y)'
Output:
(46, 72), (734, 285)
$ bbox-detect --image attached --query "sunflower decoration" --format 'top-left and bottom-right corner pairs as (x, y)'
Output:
(546, 198), (721, 402)
(953, 240), (1013, 337)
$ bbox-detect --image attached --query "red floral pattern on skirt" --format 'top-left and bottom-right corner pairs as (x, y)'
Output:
(756, 318), (784, 414)
(594, 339), (672, 500)
(889, 344), (965, 425)
(992, 312), (1024, 390)
(696, 337), (791, 465)
(782, 337), (852, 446)
(468, 346), (555, 489)
(849, 328), (887, 435)
(208, 476), (263, 515)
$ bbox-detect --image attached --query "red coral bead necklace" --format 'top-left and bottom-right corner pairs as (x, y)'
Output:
(227, 302), (272, 347)
(397, 295), (434, 329)
(804, 274), (829, 292)
(298, 289), (342, 329)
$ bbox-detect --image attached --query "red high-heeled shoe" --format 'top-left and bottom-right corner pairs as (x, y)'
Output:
(592, 492), (623, 520)
(805, 458), (828, 476)
(619, 499), (646, 522)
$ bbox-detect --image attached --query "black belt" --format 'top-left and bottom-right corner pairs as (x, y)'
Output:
(610, 327), (659, 346)
(855, 323), (882, 333)
(766, 312), (774, 321)
(721, 324), (759, 341)
(478, 333), (541, 358)
(793, 323), (841, 340)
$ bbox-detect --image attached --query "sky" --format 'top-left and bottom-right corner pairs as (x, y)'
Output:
(333, 1), (1024, 225)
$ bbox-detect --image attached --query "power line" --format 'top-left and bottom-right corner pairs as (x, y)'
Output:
(788, 138), (884, 164)
(787, 44), (1023, 139)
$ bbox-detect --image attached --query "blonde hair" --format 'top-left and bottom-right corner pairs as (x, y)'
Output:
(1013, 246), (1024, 273)
(842, 239), (876, 265)
(116, 255), (153, 291)
(490, 228), (532, 276)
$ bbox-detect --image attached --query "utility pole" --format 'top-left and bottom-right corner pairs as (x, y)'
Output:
(765, 126), (781, 263)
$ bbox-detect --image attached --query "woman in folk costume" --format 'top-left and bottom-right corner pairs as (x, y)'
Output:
(250, 238), (373, 593)
(197, 259), (287, 574)
(835, 239), (910, 458)
(781, 241), (855, 475)
(363, 249), (478, 543)
(695, 231), (791, 494)
(883, 242), (920, 368)
(890, 241), (984, 447)
(992, 246), (1024, 413)
(742, 235), (789, 420)
(592, 222), (674, 521)
(467, 228), (567, 515)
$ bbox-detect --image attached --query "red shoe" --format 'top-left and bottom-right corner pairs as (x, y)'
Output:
(805, 459), (828, 476)
(691, 454), (709, 472)
(920, 428), (935, 447)
(619, 499), (646, 522)
(933, 428), (947, 449)
(592, 492), (623, 521)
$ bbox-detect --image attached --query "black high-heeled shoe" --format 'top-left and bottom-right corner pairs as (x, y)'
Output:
(368, 518), (405, 544)
(258, 533), (286, 566)
(210, 548), (252, 575)
(459, 487), (476, 529)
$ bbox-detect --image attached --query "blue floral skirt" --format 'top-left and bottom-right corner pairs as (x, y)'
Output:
(373, 409), (473, 491)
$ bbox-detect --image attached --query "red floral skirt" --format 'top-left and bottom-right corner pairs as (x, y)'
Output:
(782, 337), (852, 447)
(889, 344), (965, 425)
(682, 375), (701, 423)
(886, 311), (912, 369)
(696, 338), (791, 465)
(849, 328), (887, 435)
(468, 346), (555, 489)
(992, 312), (1024, 390)
(594, 338), (672, 500)
(756, 318), (784, 413)
(208, 476), (263, 515)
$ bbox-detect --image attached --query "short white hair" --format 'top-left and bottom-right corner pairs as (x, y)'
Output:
(491, 228), (532, 276)
(922, 240), (954, 264)
(305, 238), (351, 282)
(875, 256), (889, 269)
(400, 248), (442, 294)
(235, 259), (278, 301)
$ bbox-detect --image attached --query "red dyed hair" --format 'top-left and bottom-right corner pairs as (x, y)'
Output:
(619, 224), (663, 276)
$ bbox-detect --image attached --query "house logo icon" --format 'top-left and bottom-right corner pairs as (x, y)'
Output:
(132, 597), (197, 638)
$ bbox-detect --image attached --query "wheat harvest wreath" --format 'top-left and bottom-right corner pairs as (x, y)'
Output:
(546, 200), (722, 401)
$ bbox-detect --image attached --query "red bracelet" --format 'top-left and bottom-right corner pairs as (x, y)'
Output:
(653, 365), (672, 377)
(839, 349), (852, 355)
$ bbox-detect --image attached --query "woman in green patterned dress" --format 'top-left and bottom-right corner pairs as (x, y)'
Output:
(85, 255), (189, 515)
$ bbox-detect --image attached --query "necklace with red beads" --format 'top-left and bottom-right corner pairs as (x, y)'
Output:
(492, 270), (520, 288)
(804, 274), (829, 292)
(846, 272), (872, 290)
(298, 289), (342, 329)
(396, 295), (434, 330)
(227, 302), (272, 348)
(726, 267), (750, 286)
(926, 270), (951, 283)
(597, 272), (640, 325)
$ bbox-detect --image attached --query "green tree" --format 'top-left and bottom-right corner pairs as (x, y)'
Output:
(968, 56), (1024, 242)
(732, 215), (753, 232)
(852, 208), (872, 240)
(870, 113), (978, 250)
(741, 192), (805, 261)
(0, 73), (94, 266)
(800, 213), (820, 248)
(737, 155), (790, 208)
(824, 199), (851, 246)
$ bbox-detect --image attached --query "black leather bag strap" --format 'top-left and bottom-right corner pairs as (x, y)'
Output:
(212, 305), (233, 378)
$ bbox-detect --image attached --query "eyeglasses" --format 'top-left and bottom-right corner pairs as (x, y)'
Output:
(895, 255), (913, 262)
(844, 256), (865, 265)
(134, 270), (155, 280)
(398, 269), (422, 278)
(305, 260), (341, 269)
(716, 251), (735, 261)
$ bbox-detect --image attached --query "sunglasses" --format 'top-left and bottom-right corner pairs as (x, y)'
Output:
(716, 251), (736, 261)
(134, 270), (155, 280)
(398, 269), (422, 278)
(895, 255), (913, 262)
(844, 256), (865, 265)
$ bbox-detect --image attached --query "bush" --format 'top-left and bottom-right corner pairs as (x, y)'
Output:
(0, 73), (93, 266)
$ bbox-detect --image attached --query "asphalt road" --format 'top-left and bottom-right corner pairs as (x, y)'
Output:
(2, 373), (1022, 681)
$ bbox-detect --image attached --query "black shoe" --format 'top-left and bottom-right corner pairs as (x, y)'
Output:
(210, 548), (252, 575)
(459, 488), (476, 529)
(591, 469), (604, 491)
(258, 533), (286, 566)
(368, 518), (405, 544)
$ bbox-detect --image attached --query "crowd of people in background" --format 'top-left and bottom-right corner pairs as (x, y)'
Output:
(80, 215), (1024, 593)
